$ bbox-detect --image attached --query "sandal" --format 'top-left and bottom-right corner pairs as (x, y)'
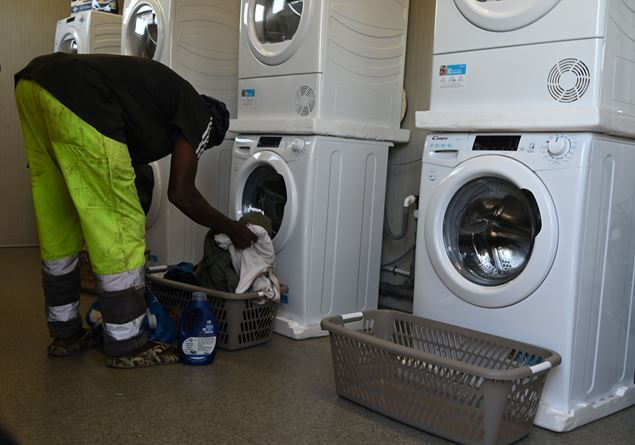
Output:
(47, 328), (100, 357)
(105, 342), (180, 369)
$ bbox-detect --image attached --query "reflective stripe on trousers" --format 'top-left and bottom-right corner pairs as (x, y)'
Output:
(41, 254), (83, 338)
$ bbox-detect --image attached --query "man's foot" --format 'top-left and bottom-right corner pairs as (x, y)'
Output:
(47, 328), (99, 357)
(105, 342), (180, 369)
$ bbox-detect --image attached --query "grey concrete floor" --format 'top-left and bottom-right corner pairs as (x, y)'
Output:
(0, 247), (633, 445)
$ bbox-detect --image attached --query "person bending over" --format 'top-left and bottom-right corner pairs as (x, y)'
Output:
(14, 52), (255, 368)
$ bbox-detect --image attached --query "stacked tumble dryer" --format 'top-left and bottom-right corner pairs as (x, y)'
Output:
(414, 0), (635, 432)
(120, 0), (240, 265)
(55, 9), (122, 55)
(230, 0), (410, 338)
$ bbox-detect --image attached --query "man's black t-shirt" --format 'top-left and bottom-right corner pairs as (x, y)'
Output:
(15, 52), (212, 165)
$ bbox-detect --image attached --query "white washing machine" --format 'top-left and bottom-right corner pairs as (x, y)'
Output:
(122, 0), (240, 265)
(416, 0), (635, 138)
(231, 0), (411, 143)
(54, 10), (122, 54)
(413, 132), (635, 431)
(230, 135), (389, 338)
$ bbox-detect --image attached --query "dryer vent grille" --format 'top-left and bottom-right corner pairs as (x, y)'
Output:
(295, 85), (316, 117)
(547, 58), (591, 103)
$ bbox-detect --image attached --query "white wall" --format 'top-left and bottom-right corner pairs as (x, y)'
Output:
(380, 0), (435, 303)
(0, 0), (69, 246)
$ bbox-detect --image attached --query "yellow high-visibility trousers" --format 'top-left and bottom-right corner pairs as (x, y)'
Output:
(15, 80), (146, 276)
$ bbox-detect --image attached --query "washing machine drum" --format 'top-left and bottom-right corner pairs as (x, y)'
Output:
(252, 0), (304, 44)
(241, 165), (287, 238)
(453, 0), (561, 32)
(127, 3), (159, 59)
(443, 177), (542, 286)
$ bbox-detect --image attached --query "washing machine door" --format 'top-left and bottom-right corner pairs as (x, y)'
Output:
(453, 0), (561, 32)
(134, 162), (163, 230)
(123, 0), (166, 60)
(231, 151), (297, 252)
(425, 155), (558, 308)
(245, 0), (312, 66)
(58, 29), (80, 54)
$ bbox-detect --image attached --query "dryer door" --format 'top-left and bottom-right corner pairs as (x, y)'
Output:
(453, 0), (561, 32)
(245, 0), (313, 66)
(424, 155), (558, 308)
(231, 151), (297, 252)
(58, 29), (80, 54)
(123, 0), (166, 60)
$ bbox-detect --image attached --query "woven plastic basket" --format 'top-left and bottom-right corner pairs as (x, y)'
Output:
(321, 310), (561, 445)
(146, 271), (282, 351)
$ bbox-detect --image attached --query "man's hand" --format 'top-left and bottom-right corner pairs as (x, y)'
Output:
(226, 220), (258, 249)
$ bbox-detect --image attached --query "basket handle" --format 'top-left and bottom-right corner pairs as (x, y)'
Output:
(529, 361), (552, 374)
(340, 312), (364, 322)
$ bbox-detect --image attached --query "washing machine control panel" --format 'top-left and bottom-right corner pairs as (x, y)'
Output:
(425, 133), (589, 169)
(235, 135), (311, 161)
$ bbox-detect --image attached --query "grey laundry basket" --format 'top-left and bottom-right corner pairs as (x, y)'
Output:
(147, 271), (283, 351)
(320, 310), (561, 445)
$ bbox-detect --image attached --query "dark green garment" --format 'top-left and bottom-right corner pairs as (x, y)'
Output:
(195, 212), (272, 291)
(195, 230), (239, 291)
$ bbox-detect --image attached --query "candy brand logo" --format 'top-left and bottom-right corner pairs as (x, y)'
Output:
(431, 136), (448, 140)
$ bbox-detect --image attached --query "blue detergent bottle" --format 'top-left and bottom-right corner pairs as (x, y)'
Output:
(178, 291), (219, 366)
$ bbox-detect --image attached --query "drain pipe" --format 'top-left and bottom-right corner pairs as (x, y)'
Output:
(384, 195), (418, 240)
(379, 282), (413, 300)
(380, 195), (418, 302)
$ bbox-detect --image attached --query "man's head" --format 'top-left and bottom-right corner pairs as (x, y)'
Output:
(200, 95), (230, 149)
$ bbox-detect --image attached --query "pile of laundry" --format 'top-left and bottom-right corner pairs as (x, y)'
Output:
(165, 212), (281, 302)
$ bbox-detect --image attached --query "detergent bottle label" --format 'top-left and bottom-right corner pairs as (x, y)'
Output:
(181, 320), (217, 357)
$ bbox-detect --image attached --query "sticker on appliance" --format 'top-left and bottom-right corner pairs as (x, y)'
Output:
(439, 64), (466, 89)
(241, 89), (256, 105)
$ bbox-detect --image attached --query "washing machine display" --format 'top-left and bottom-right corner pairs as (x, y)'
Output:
(233, 0), (411, 142)
(417, 0), (635, 138)
(230, 135), (389, 339)
(54, 11), (122, 54)
(414, 132), (635, 431)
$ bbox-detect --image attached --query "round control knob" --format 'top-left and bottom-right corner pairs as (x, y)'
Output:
(547, 136), (571, 158)
(289, 138), (305, 153)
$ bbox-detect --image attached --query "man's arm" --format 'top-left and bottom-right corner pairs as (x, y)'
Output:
(167, 135), (256, 249)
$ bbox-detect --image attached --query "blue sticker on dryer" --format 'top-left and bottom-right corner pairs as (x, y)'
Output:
(241, 88), (256, 105)
(439, 64), (467, 89)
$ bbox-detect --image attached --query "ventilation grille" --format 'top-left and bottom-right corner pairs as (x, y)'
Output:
(547, 58), (591, 103)
(294, 86), (316, 116)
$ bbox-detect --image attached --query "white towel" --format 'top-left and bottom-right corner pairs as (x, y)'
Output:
(214, 224), (281, 302)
